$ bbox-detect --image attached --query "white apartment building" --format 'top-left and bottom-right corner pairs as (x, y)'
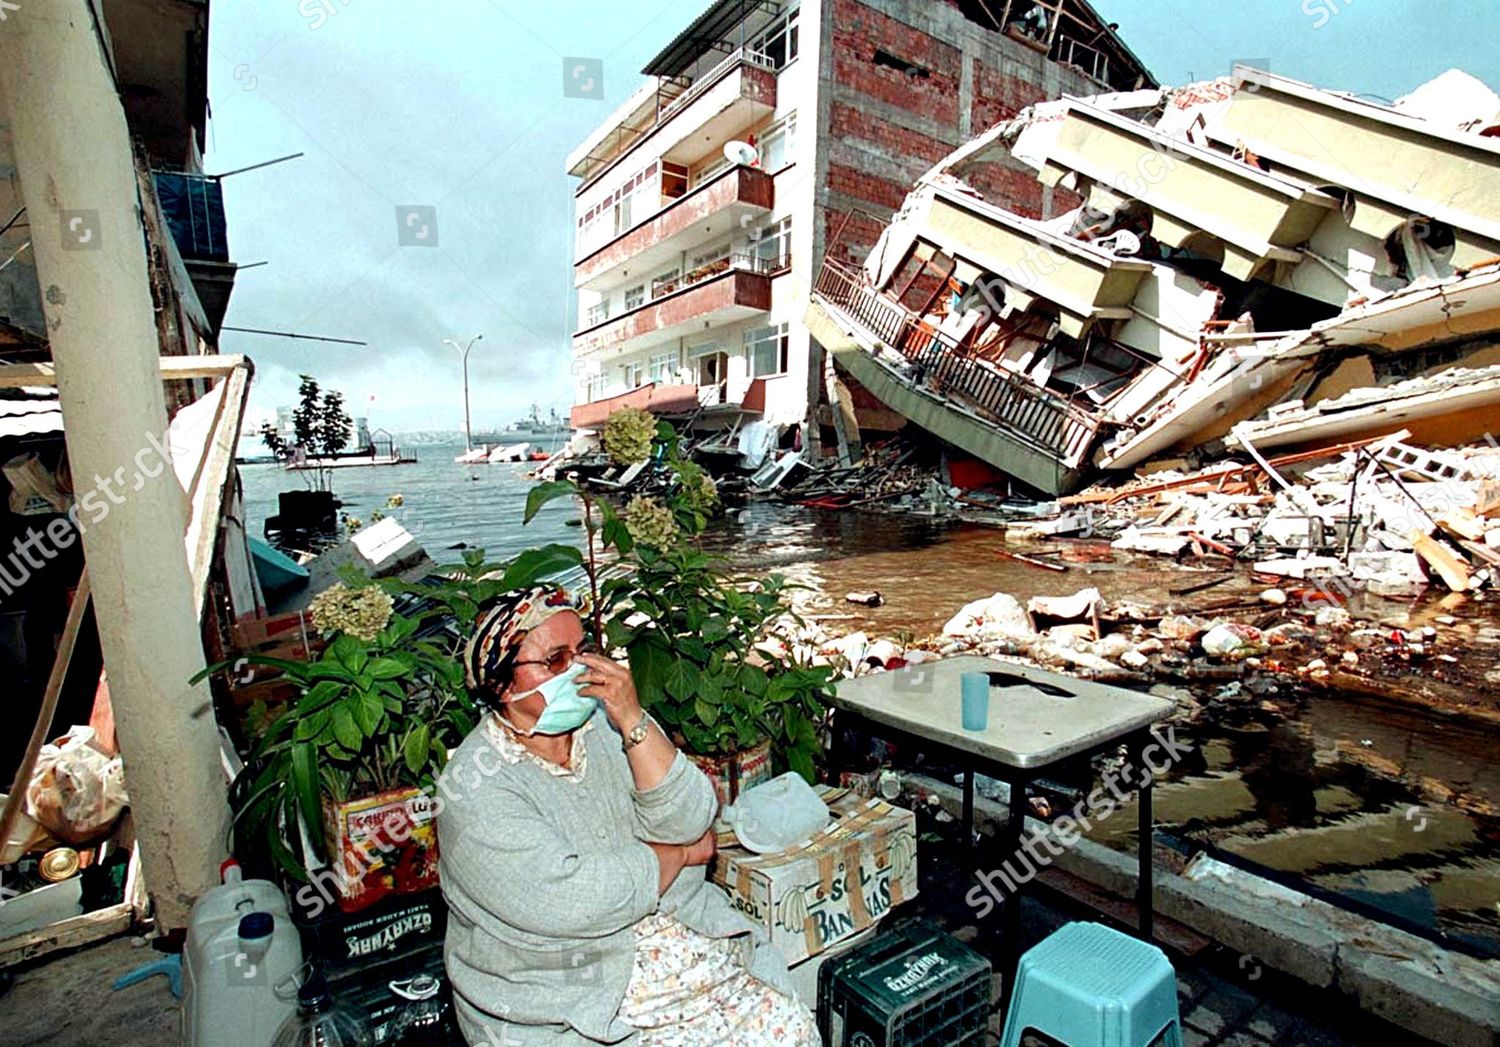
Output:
(565, 0), (1152, 442)
(567, 3), (811, 435)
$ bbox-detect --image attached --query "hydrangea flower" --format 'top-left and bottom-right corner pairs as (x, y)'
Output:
(308, 582), (394, 642)
(622, 495), (679, 549)
(603, 407), (656, 466)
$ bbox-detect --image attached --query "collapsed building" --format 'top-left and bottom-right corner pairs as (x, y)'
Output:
(805, 65), (1500, 496)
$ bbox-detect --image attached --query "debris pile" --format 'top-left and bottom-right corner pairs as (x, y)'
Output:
(1023, 428), (1500, 601)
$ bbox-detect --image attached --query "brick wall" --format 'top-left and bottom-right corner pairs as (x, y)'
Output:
(821, 0), (1109, 254)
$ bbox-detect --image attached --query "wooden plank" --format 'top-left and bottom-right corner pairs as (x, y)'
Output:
(189, 365), (251, 618)
(0, 354), (248, 389)
(1411, 530), (1473, 592)
(1477, 480), (1500, 518)
(0, 571), (91, 855)
(1437, 509), (1486, 543)
(0, 902), (134, 967)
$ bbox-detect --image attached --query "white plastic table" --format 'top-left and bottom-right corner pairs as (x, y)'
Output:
(830, 654), (1175, 997)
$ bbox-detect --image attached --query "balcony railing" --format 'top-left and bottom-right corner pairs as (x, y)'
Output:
(572, 46), (777, 188)
(813, 260), (1101, 466)
(651, 252), (783, 302)
(656, 46), (774, 134)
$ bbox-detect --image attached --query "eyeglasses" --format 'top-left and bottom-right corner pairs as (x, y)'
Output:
(512, 640), (598, 676)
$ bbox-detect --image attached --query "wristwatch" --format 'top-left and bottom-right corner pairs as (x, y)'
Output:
(621, 711), (652, 751)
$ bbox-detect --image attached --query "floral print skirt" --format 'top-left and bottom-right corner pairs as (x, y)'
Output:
(619, 912), (820, 1046)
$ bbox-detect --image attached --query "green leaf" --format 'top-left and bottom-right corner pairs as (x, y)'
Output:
(404, 723), (431, 776)
(697, 672), (725, 705)
(331, 703), (362, 751)
(293, 710), (329, 743)
(627, 635), (672, 706)
(289, 743), (325, 860)
(500, 544), (585, 590)
(694, 697), (720, 726)
(329, 635), (368, 675)
(664, 659), (699, 701)
(367, 657), (408, 680)
(352, 691), (381, 735)
(523, 481), (580, 524)
(788, 747), (815, 783)
(738, 663), (769, 697)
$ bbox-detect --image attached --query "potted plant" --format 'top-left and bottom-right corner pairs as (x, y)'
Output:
(199, 543), (584, 912)
(260, 375), (355, 533)
(526, 408), (831, 802)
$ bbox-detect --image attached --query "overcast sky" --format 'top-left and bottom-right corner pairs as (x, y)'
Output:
(206, 0), (1500, 435)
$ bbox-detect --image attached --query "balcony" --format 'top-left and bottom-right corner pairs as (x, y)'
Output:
(1037, 101), (1341, 281)
(576, 165), (774, 290)
(573, 256), (773, 356)
(900, 186), (1152, 339)
(567, 48), (778, 192)
(809, 259), (1104, 496)
(1209, 67), (1500, 257)
(570, 382), (704, 429)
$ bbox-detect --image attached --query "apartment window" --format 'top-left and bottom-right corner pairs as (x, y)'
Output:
(624, 284), (645, 310)
(745, 322), (790, 377)
(649, 351), (678, 383)
(752, 216), (792, 271)
(691, 242), (731, 270)
(586, 372), (607, 402)
(759, 113), (796, 172)
(623, 361), (645, 388)
(691, 154), (732, 189)
(585, 300), (611, 327)
(750, 7), (799, 69)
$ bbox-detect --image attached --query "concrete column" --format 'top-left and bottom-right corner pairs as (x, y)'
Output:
(0, 1), (230, 930)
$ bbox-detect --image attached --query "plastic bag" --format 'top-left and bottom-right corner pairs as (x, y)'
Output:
(24, 726), (129, 845)
(722, 772), (831, 854)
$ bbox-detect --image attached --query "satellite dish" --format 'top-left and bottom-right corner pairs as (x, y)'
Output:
(723, 140), (760, 167)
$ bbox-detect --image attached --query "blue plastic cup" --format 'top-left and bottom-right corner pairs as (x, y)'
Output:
(960, 672), (990, 731)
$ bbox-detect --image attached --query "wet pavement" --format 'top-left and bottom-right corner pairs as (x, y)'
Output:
(908, 801), (1413, 1046)
(712, 504), (1500, 961)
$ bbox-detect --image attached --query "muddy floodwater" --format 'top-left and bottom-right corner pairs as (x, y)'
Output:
(243, 458), (1499, 957)
(709, 503), (1500, 959)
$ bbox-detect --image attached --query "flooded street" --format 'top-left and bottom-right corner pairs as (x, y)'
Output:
(242, 460), (1499, 957)
(709, 503), (1500, 958)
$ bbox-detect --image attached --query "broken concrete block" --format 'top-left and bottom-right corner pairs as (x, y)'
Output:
(1411, 530), (1474, 592)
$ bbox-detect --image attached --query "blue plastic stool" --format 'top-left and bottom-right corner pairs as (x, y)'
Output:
(1000, 922), (1182, 1047)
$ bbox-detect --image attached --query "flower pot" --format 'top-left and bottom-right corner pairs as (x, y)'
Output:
(323, 786), (440, 915)
(689, 740), (773, 808)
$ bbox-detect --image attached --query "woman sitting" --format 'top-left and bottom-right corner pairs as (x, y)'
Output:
(437, 585), (819, 1046)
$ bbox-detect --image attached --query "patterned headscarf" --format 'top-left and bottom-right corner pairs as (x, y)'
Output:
(463, 584), (588, 696)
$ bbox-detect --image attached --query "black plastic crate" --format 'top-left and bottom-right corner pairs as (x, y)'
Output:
(295, 887), (448, 980)
(817, 917), (992, 1047)
(327, 941), (457, 1044)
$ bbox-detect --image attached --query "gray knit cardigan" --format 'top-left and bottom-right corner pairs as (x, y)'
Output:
(437, 707), (793, 1045)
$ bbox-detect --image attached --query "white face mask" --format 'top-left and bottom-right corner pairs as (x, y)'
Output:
(500, 663), (596, 736)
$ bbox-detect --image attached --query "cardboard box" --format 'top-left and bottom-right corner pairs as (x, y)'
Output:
(712, 786), (918, 965)
(323, 787), (440, 914)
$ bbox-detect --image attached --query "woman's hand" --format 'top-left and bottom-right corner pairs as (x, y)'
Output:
(682, 828), (716, 866)
(576, 652), (642, 733)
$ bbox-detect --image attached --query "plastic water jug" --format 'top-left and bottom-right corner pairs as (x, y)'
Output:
(271, 972), (372, 1047)
(722, 772), (831, 853)
(182, 860), (304, 1047)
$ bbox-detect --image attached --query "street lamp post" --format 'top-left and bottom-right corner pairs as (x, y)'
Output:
(443, 334), (483, 451)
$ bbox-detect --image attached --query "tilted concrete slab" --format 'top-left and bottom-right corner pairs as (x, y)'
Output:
(806, 296), (1092, 495)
